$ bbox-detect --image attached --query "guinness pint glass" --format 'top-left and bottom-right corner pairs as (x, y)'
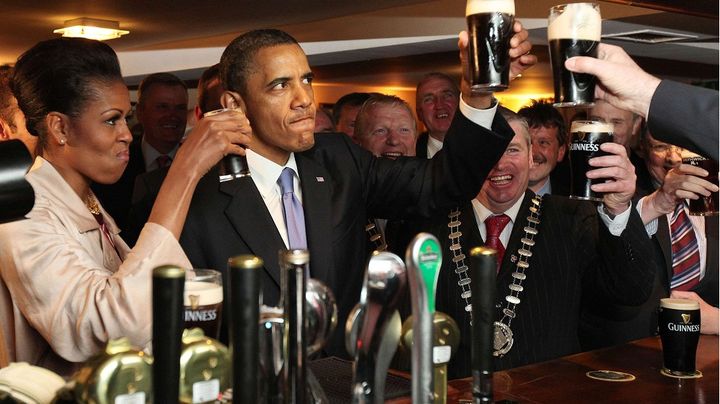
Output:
(682, 150), (719, 216)
(548, 2), (601, 107)
(184, 269), (223, 339)
(659, 298), (701, 376)
(466, 0), (515, 92)
(569, 120), (613, 202)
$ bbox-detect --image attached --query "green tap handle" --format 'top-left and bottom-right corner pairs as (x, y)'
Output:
(406, 232), (443, 404)
(417, 236), (442, 313)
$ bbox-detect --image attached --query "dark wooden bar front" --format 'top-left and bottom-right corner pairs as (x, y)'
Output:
(389, 335), (718, 403)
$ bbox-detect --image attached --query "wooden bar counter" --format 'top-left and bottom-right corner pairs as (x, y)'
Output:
(390, 335), (718, 403)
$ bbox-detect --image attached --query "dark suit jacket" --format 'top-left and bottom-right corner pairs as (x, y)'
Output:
(415, 132), (429, 158)
(402, 191), (655, 377)
(123, 166), (170, 247)
(179, 111), (514, 357)
(648, 80), (719, 161)
(92, 138), (145, 241)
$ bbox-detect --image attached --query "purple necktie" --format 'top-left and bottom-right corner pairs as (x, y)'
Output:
(278, 167), (307, 250)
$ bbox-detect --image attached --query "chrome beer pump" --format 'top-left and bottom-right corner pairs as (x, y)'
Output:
(346, 251), (407, 404)
(256, 249), (336, 403)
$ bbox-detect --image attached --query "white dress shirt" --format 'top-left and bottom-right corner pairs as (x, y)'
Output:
(426, 135), (444, 159)
(471, 197), (524, 247)
(246, 149), (301, 248)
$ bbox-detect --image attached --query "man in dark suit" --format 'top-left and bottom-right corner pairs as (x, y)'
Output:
(124, 66), (223, 246)
(517, 100), (569, 196)
(566, 43), (718, 160)
(92, 73), (188, 237)
(414, 72), (459, 159)
(397, 108), (655, 377)
(179, 27), (537, 356)
(580, 129), (719, 348)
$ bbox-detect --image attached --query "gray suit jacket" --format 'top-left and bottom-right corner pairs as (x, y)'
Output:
(648, 80), (719, 160)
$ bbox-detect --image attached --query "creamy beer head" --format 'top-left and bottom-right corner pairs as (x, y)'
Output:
(184, 281), (223, 307)
(548, 2), (601, 41)
(660, 298), (700, 311)
(466, 0), (515, 16)
(571, 120), (613, 134)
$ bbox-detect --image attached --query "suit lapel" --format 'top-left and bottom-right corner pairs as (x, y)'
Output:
(499, 192), (534, 280)
(220, 176), (285, 288)
(296, 154), (333, 284)
(656, 215), (674, 281)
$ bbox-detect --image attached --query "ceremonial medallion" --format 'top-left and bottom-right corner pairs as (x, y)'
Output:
(493, 321), (513, 356)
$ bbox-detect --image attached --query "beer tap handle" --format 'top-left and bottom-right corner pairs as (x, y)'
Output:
(352, 251), (407, 404)
(280, 249), (310, 404)
(405, 233), (443, 404)
(469, 247), (497, 403)
(152, 265), (185, 404)
(228, 255), (263, 404)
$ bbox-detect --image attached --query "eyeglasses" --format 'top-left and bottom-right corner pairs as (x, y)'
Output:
(650, 143), (683, 155)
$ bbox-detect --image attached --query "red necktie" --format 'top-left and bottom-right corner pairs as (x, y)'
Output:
(156, 154), (171, 169)
(485, 214), (511, 272)
(670, 203), (701, 291)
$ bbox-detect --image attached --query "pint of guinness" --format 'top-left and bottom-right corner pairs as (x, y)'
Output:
(184, 269), (223, 340)
(548, 3), (601, 107)
(681, 150), (719, 216)
(659, 298), (701, 376)
(569, 120), (613, 202)
(466, 0), (515, 92)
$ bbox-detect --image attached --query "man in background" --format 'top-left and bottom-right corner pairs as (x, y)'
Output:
(314, 107), (334, 133)
(414, 72), (459, 158)
(332, 92), (371, 141)
(354, 94), (417, 159)
(589, 99), (651, 187)
(517, 100), (569, 196)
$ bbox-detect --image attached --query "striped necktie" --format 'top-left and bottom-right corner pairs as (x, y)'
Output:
(669, 202), (701, 290)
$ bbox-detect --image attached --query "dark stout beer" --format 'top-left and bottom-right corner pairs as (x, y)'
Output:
(466, 0), (515, 92)
(548, 3), (601, 107)
(569, 120), (613, 202)
(682, 151), (719, 216)
(659, 298), (701, 376)
(549, 38), (598, 106)
(184, 280), (223, 339)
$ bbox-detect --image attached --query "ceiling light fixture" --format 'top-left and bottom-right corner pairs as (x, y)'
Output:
(53, 17), (129, 41)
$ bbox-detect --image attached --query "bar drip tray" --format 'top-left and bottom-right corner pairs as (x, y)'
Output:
(310, 357), (411, 403)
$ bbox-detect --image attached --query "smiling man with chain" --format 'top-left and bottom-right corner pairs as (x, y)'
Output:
(395, 108), (657, 377)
